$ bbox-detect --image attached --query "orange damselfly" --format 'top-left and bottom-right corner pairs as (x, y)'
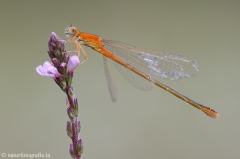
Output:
(64, 25), (218, 118)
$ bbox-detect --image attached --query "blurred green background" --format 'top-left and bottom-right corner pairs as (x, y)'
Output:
(1, 0), (240, 159)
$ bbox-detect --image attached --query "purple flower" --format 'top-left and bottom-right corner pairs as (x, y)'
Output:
(36, 61), (61, 78)
(68, 55), (80, 72)
(37, 32), (83, 159)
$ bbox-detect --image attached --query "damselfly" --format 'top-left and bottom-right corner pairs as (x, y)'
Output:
(64, 25), (218, 118)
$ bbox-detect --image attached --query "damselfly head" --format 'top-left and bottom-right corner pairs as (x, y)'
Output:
(65, 26), (78, 38)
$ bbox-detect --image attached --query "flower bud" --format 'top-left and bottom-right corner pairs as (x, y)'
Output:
(59, 42), (65, 53)
(66, 121), (73, 138)
(67, 71), (73, 86)
(73, 98), (79, 115)
(54, 77), (66, 91)
(66, 98), (70, 107)
(77, 139), (83, 156)
(51, 58), (60, 67)
(67, 107), (75, 123)
(47, 51), (54, 59)
(59, 62), (67, 76)
(64, 53), (70, 64)
(69, 144), (74, 159)
(54, 49), (61, 58)
(68, 87), (74, 98)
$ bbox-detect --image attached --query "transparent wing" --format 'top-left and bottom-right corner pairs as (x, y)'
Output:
(104, 40), (154, 91)
(103, 40), (199, 90)
(112, 59), (154, 91)
(103, 56), (118, 102)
